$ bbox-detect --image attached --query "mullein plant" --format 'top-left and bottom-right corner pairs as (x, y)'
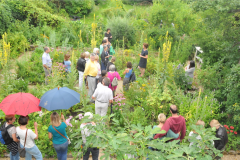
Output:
(91, 14), (97, 49)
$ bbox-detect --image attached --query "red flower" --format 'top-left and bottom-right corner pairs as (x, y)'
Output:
(226, 127), (229, 130)
(230, 126), (234, 129)
(234, 131), (237, 135)
(227, 131), (229, 134)
(230, 130), (233, 133)
(224, 125), (228, 128)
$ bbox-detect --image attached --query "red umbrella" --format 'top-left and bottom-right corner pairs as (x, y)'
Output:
(0, 93), (41, 116)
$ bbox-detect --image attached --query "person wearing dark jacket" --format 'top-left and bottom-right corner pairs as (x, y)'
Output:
(154, 105), (186, 142)
(104, 28), (112, 43)
(77, 52), (86, 89)
(106, 56), (116, 72)
(101, 45), (111, 71)
(210, 119), (228, 150)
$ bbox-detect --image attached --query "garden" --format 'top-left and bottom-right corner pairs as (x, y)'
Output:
(0, 0), (240, 159)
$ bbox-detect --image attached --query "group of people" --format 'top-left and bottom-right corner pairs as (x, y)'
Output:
(2, 104), (228, 160)
(2, 112), (71, 160)
(151, 105), (228, 159)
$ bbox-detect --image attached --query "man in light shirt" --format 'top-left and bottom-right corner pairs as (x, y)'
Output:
(92, 77), (113, 116)
(42, 47), (52, 85)
(84, 53), (98, 102)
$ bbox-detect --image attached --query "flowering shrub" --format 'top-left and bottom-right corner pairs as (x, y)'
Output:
(223, 125), (239, 151)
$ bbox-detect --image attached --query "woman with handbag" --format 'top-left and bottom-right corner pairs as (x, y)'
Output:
(48, 112), (69, 160)
(16, 116), (42, 160)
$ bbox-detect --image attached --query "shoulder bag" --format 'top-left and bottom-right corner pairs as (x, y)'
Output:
(52, 125), (71, 144)
(18, 129), (28, 158)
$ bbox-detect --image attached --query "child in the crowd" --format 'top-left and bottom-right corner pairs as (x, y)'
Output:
(64, 54), (71, 73)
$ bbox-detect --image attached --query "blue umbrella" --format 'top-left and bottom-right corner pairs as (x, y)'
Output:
(39, 87), (80, 111)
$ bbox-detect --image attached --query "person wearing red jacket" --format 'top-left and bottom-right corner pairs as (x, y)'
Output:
(154, 105), (186, 142)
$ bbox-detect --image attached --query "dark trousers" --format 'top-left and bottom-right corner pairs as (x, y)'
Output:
(83, 147), (99, 160)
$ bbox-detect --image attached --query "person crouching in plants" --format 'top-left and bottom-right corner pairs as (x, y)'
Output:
(150, 113), (179, 149)
(210, 119), (228, 151)
(80, 112), (99, 160)
(48, 112), (69, 160)
(188, 120), (205, 147)
(125, 130), (138, 159)
(64, 54), (71, 73)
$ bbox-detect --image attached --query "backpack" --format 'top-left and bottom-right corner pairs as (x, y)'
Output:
(129, 69), (136, 82)
(0, 122), (14, 145)
(111, 72), (118, 87)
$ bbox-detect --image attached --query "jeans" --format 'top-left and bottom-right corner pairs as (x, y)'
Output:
(20, 143), (42, 160)
(83, 147), (99, 160)
(101, 62), (106, 71)
(10, 152), (20, 160)
(53, 141), (68, 160)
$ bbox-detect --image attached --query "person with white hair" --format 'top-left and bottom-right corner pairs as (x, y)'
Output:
(92, 77), (113, 116)
(84, 53), (98, 102)
(107, 64), (121, 97)
(85, 51), (90, 63)
(93, 48), (99, 55)
(80, 112), (99, 160)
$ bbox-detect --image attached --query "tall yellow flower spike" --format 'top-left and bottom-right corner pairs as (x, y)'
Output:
(162, 31), (171, 63)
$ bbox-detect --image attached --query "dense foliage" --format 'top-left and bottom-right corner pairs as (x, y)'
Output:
(0, 0), (240, 158)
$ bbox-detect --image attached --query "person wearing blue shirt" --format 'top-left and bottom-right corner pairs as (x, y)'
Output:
(64, 54), (71, 73)
(123, 62), (133, 91)
(48, 112), (69, 160)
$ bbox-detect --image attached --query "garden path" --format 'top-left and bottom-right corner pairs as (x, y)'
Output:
(9, 51), (33, 74)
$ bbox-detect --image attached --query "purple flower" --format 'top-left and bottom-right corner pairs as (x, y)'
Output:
(122, 103), (125, 105)
(115, 108), (118, 110)
(117, 103), (121, 106)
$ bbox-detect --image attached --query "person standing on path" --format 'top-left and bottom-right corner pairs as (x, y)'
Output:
(92, 77), (113, 116)
(77, 52), (86, 89)
(80, 112), (99, 160)
(104, 28), (112, 43)
(3, 115), (20, 160)
(42, 47), (52, 85)
(17, 116), (42, 160)
(123, 62), (133, 91)
(138, 43), (149, 77)
(154, 105), (186, 142)
(95, 55), (101, 90)
(107, 65), (121, 97)
(64, 54), (71, 73)
(101, 45), (111, 71)
(99, 40), (107, 56)
(106, 56), (116, 72)
(84, 53), (98, 103)
(48, 112), (69, 160)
